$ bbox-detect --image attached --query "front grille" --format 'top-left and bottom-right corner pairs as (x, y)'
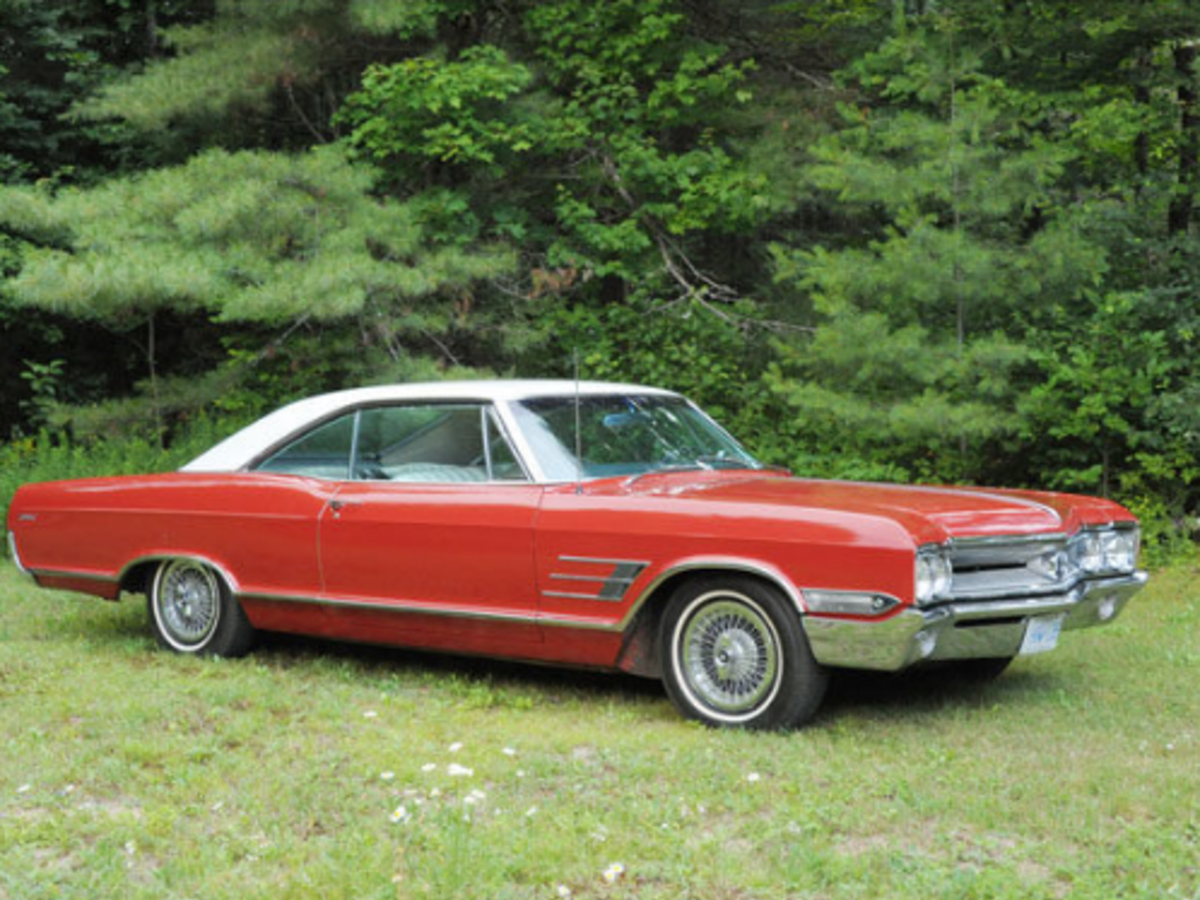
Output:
(948, 534), (1072, 601)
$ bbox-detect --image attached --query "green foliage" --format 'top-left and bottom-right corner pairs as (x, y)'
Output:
(771, 25), (1067, 482)
(527, 0), (766, 281)
(78, 23), (315, 131)
(1, 146), (510, 324)
(0, 0), (127, 184)
(70, 0), (454, 151)
(525, 296), (766, 424)
(338, 46), (534, 175)
(0, 146), (512, 434)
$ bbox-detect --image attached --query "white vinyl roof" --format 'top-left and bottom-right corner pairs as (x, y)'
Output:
(181, 379), (677, 473)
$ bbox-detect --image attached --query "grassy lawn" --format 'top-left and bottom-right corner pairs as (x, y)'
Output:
(1, 561), (1197, 900)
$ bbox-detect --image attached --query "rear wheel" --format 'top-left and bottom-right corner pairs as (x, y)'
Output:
(148, 559), (255, 657)
(659, 575), (828, 729)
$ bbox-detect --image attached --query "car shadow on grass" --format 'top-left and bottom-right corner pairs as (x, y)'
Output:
(254, 630), (667, 710)
(252, 630), (1071, 729)
(818, 662), (1072, 725)
(86, 598), (1070, 728)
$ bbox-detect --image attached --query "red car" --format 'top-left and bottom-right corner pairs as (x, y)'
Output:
(6, 381), (1147, 729)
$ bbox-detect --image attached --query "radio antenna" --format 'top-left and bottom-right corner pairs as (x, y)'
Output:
(573, 348), (583, 495)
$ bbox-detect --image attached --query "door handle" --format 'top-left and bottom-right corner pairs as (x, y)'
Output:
(328, 499), (363, 516)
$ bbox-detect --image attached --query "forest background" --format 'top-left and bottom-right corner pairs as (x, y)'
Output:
(1, 0), (1198, 560)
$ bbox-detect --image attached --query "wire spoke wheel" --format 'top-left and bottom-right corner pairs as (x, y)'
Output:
(148, 558), (254, 657)
(680, 598), (780, 715)
(153, 559), (221, 650)
(660, 576), (829, 729)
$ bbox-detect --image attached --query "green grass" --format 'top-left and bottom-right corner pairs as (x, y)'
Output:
(1, 562), (1198, 900)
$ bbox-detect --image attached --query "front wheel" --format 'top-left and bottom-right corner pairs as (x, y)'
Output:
(659, 576), (828, 730)
(148, 559), (255, 657)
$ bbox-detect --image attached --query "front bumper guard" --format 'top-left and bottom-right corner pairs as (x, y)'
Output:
(803, 571), (1149, 672)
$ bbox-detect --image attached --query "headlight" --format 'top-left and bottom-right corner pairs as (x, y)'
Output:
(1070, 527), (1139, 575)
(915, 548), (953, 606)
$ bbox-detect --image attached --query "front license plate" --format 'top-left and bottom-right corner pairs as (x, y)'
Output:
(1019, 614), (1065, 656)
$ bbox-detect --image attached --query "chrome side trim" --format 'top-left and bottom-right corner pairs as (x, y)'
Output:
(240, 556), (810, 635)
(621, 557), (806, 628)
(26, 566), (117, 584)
(242, 590), (628, 631)
(7, 531), (32, 578)
(558, 555), (652, 567)
(241, 591), (544, 626)
(802, 589), (901, 617)
(115, 554), (243, 595)
(542, 556), (649, 603)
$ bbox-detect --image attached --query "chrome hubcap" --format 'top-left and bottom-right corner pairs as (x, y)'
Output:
(157, 560), (219, 648)
(679, 596), (780, 716)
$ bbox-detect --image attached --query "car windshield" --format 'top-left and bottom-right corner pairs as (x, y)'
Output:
(511, 394), (762, 481)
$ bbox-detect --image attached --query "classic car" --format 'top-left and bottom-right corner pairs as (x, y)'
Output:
(6, 380), (1148, 729)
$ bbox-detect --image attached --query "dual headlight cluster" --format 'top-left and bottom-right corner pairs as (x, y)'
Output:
(915, 526), (1141, 607)
(1068, 527), (1140, 576)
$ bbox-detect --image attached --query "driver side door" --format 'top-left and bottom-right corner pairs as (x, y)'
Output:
(312, 402), (544, 649)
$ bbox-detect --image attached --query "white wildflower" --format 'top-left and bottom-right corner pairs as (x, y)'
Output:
(390, 805), (411, 824)
(747, 772), (761, 783)
(556, 885), (572, 898)
(421, 763), (437, 773)
(602, 862), (626, 883)
(16, 784), (31, 794)
(447, 763), (474, 777)
(502, 747), (517, 756)
(448, 741), (463, 753)
(363, 710), (378, 719)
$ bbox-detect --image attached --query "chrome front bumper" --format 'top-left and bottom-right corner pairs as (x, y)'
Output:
(803, 571), (1149, 672)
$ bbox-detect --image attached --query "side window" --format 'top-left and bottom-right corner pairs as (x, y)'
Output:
(255, 413), (356, 479)
(356, 404), (529, 483)
(252, 403), (529, 483)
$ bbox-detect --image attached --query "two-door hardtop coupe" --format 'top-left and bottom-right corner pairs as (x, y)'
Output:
(7, 380), (1148, 728)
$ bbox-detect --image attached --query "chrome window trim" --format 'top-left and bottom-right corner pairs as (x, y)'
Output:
(485, 405), (534, 483)
(246, 399), (538, 486)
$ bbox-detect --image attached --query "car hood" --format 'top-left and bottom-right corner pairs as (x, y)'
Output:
(584, 471), (1130, 544)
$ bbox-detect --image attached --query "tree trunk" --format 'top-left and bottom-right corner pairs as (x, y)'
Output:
(1168, 43), (1198, 235)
